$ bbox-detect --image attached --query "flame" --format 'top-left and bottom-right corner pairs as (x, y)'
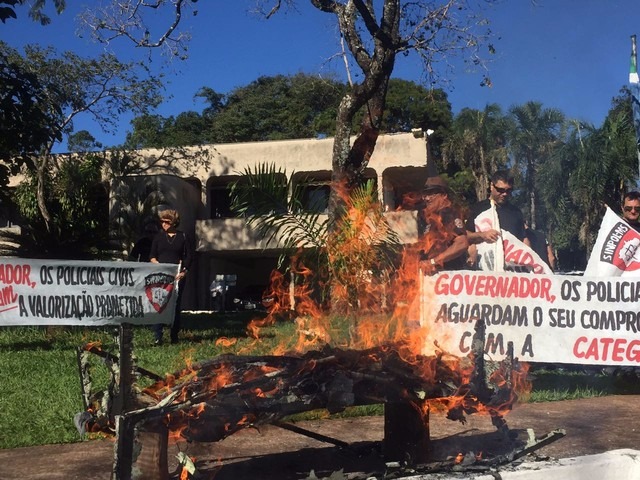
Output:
(215, 337), (237, 347)
(82, 178), (533, 461)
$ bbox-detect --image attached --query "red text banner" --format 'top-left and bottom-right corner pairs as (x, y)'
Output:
(421, 271), (640, 366)
(0, 259), (180, 326)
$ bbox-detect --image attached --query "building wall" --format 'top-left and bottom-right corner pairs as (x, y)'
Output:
(118, 132), (429, 310)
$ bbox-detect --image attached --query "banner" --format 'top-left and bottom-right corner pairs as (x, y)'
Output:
(584, 206), (640, 277)
(421, 270), (640, 366)
(0, 259), (180, 326)
(473, 204), (552, 274)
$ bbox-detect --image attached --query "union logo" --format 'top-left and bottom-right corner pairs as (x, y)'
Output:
(144, 273), (175, 313)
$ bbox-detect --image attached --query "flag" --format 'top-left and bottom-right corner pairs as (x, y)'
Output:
(584, 206), (640, 277)
(473, 203), (553, 274)
(630, 35), (640, 175)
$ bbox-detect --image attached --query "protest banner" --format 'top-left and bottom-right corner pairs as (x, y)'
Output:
(421, 270), (640, 367)
(584, 206), (640, 277)
(0, 258), (180, 326)
(472, 202), (553, 274)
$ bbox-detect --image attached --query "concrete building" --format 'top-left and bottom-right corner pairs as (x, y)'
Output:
(112, 132), (430, 311)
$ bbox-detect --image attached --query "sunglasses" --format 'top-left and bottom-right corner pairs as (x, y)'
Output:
(624, 206), (640, 212)
(160, 220), (172, 224)
(493, 185), (513, 195)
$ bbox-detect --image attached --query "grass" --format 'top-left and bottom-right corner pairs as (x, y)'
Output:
(1, 313), (639, 449)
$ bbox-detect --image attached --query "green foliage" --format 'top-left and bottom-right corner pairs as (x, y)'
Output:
(535, 89), (637, 268)
(67, 130), (102, 152)
(508, 101), (565, 226)
(441, 104), (511, 201)
(209, 74), (345, 142)
(126, 75), (454, 148)
(0, 0), (65, 25)
(124, 112), (209, 149)
(0, 41), (61, 194)
(13, 154), (110, 258)
(383, 79), (453, 156)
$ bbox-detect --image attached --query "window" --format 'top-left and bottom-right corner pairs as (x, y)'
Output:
(209, 184), (236, 219)
(301, 183), (331, 213)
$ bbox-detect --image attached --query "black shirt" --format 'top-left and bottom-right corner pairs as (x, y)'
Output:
(466, 199), (526, 241)
(149, 230), (194, 270)
(525, 229), (550, 266)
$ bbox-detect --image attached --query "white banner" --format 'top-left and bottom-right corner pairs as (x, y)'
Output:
(473, 203), (553, 274)
(0, 259), (180, 326)
(584, 206), (640, 277)
(421, 270), (640, 366)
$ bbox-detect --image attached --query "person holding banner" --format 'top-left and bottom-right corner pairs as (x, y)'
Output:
(150, 209), (194, 345)
(464, 170), (553, 273)
(417, 176), (469, 275)
(621, 191), (640, 233)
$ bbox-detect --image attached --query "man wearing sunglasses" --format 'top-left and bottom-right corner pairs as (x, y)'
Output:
(622, 191), (640, 232)
(466, 170), (529, 269)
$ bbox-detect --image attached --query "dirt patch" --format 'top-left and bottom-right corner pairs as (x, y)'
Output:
(1, 395), (639, 479)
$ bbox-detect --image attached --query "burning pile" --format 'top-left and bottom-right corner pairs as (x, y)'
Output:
(78, 183), (536, 479)
(137, 328), (523, 444)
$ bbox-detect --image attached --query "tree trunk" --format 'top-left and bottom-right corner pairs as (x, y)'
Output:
(36, 154), (52, 231)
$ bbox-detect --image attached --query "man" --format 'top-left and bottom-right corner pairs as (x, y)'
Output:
(466, 170), (530, 270)
(621, 191), (640, 232)
(417, 176), (469, 275)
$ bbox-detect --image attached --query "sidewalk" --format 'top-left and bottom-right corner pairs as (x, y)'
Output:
(1, 395), (639, 480)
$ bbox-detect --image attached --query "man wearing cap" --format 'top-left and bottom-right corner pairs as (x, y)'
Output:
(417, 175), (469, 275)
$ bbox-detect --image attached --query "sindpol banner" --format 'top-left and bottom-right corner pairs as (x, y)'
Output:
(421, 271), (640, 367)
(0, 258), (180, 326)
(584, 206), (640, 277)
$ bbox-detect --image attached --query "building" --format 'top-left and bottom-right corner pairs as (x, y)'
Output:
(113, 132), (430, 310)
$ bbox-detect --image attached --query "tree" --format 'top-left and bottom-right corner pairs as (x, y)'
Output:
(13, 153), (110, 258)
(82, 0), (495, 224)
(537, 89), (638, 269)
(380, 78), (452, 157)
(207, 74), (346, 142)
(508, 101), (565, 229)
(0, 43), (61, 200)
(124, 112), (210, 149)
(441, 104), (511, 201)
(67, 130), (102, 152)
(0, 0), (65, 25)
(1, 42), (164, 230)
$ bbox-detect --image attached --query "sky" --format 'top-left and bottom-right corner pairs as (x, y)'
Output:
(2, 1), (640, 152)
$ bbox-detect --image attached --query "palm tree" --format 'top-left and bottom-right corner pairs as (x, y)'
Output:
(442, 104), (511, 201)
(508, 102), (565, 229)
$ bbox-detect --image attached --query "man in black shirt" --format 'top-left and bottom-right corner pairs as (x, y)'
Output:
(466, 170), (530, 269)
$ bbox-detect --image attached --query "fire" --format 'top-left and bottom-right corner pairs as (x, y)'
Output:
(215, 337), (237, 347)
(80, 178), (534, 473)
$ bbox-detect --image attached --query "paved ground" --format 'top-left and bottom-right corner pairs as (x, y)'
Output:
(2, 395), (640, 479)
